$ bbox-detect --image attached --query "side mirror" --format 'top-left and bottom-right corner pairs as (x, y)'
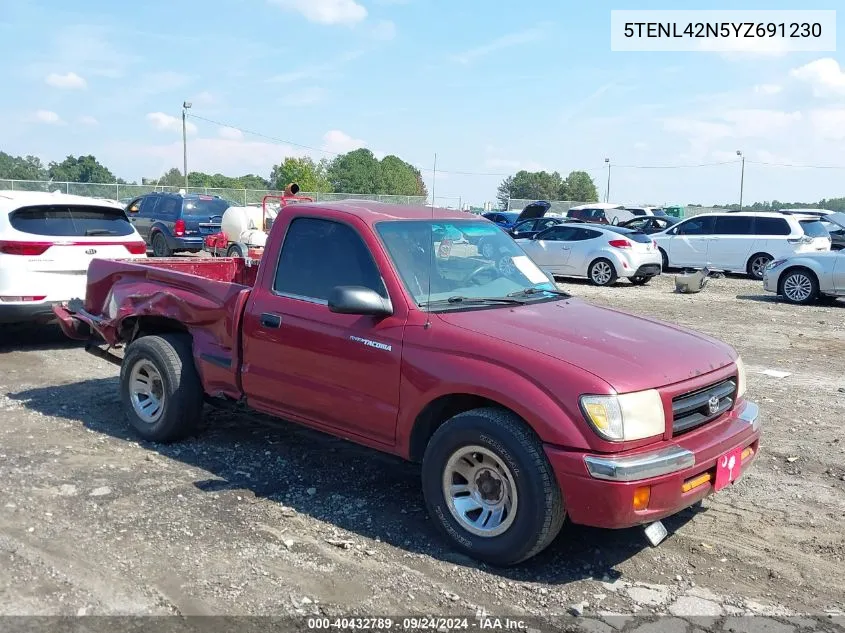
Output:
(328, 286), (393, 317)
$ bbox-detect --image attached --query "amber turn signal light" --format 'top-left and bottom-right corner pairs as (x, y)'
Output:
(632, 486), (651, 511)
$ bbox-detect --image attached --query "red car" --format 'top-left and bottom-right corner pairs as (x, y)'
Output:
(54, 200), (760, 566)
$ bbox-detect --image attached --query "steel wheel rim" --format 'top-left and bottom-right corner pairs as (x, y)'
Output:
(129, 359), (165, 423)
(592, 261), (613, 285)
(752, 257), (769, 278)
(784, 273), (812, 302)
(442, 445), (518, 538)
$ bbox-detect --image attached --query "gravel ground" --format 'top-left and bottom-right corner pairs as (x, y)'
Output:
(1, 272), (844, 631)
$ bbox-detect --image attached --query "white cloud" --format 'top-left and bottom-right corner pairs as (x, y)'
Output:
(78, 115), (99, 126)
(30, 110), (63, 125)
(218, 126), (244, 140)
(269, 0), (367, 26)
(45, 71), (86, 89)
(280, 87), (327, 106)
(754, 83), (783, 95)
(453, 25), (548, 64)
(267, 50), (362, 84)
(371, 20), (397, 41)
(322, 130), (367, 154)
(146, 112), (197, 135)
(791, 57), (845, 97)
(808, 109), (845, 140)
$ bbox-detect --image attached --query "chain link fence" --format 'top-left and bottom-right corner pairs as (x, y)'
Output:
(0, 179), (427, 207)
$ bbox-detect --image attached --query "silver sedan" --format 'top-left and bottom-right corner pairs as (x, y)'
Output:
(763, 212), (845, 304)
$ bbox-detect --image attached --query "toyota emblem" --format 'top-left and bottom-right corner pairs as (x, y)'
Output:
(85, 248), (97, 255)
(707, 395), (720, 415)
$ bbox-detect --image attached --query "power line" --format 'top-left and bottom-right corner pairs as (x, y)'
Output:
(746, 159), (845, 170)
(613, 160), (740, 169)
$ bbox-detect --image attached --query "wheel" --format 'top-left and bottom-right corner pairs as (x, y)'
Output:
(747, 253), (772, 281)
(120, 334), (204, 442)
(629, 275), (651, 285)
(479, 240), (495, 260)
(778, 268), (819, 305)
(588, 258), (618, 286)
(151, 232), (172, 258)
(659, 248), (669, 270)
(227, 243), (246, 258)
(421, 407), (565, 566)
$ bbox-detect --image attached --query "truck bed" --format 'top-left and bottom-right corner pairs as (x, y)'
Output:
(55, 257), (258, 400)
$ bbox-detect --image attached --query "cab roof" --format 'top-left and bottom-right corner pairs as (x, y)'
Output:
(289, 199), (476, 226)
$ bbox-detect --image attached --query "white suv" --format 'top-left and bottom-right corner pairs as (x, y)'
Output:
(651, 212), (831, 280)
(0, 191), (147, 324)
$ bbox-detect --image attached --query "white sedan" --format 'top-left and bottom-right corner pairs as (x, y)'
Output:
(0, 190), (148, 324)
(516, 223), (662, 286)
(763, 212), (845, 304)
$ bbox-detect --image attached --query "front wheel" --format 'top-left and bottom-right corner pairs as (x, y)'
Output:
(747, 253), (772, 280)
(588, 258), (618, 286)
(421, 408), (565, 566)
(120, 334), (204, 442)
(779, 268), (819, 305)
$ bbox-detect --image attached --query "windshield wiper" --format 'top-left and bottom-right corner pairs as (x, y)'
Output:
(85, 229), (117, 236)
(507, 287), (571, 299)
(419, 295), (527, 308)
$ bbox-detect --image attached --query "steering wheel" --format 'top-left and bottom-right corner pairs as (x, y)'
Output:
(464, 263), (498, 285)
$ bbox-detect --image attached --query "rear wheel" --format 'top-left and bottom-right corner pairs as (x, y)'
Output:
(779, 268), (819, 305)
(630, 275), (652, 285)
(120, 334), (204, 442)
(152, 233), (172, 258)
(227, 243), (246, 258)
(747, 253), (772, 280)
(588, 258), (618, 286)
(421, 408), (565, 566)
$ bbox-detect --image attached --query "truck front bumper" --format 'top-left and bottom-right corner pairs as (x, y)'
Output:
(544, 400), (760, 529)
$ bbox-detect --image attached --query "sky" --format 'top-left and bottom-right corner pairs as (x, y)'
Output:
(1, 0), (845, 208)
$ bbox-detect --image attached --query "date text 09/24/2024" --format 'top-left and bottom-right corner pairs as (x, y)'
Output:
(307, 617), (528, 631)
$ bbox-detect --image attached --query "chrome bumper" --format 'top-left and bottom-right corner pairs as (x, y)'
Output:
(584, 400), (760, 482)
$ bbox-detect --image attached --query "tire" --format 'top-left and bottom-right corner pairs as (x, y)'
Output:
(152, 232), (172, 258)
(629, 275), (651, 285)
(746, 253), (772, 281)
(588, 258), (618, 286)
(120, 334), (204, 443)
(227, 243), (246, 258)
(659, 248), (669, 270)
(778, 267), (819, 305)
(421, 407), (565, 566)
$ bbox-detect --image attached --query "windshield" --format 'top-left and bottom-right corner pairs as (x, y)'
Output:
(799, 220), (830, 238)
(9, 204), (135, 237)
(376, 220), (558, 309)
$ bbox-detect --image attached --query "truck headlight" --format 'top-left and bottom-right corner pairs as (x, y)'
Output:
(580, 390), (665, 442)
(736, 355), (747, 398)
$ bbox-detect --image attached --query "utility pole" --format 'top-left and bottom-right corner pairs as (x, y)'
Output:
(182, 101), (192, 190)
(604, 157), (611, 202)
(736, 150), (745, 211)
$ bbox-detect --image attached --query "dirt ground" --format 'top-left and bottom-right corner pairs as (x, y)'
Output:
(1, 272), (844, 631)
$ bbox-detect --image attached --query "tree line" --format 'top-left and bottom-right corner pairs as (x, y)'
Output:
(496, 170), (600, 207)
(0, 148), (428, 197)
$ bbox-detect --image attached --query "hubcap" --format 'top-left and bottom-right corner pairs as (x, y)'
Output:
(784, 273), (812, 302)
(592, 261), (613, 285)
(498, 255), (516, 276)
(442, 445), (518, 537)
(129, 359), (165, 423)
(751, 257), (770, 278)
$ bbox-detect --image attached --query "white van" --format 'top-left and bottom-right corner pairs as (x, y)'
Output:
(651, 211), (831, 279)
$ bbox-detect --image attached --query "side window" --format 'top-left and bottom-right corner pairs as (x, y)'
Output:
(126, 198), (143, 214)
(628, 209), (646, 216)
(754, 217), (791, 236)
(274, 217), (386, 301)
(138, 196), (158, 216)
(539, 219), (558, 230)
(157, 197), (181, 219)
(714, 215), (753, 235)
(677, 216), (715, 235)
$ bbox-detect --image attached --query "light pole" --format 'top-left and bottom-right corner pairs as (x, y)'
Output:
(182, 101), (192, 190)
(736, 150), (745, 211)
(604, 157), (611, 202)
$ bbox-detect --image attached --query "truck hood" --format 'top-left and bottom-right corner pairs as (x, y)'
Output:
(438, 298), (735, 393)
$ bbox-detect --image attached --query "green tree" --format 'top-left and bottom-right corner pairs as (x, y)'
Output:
(270, 156), (332, 192)
(560, 170), (599, 202)
(142, 168), (184, 187)
(47, 155), (119, 183)
(378, 155), (427, 197)
(505, 170), (564, 201)
(496, 175), (514, 210)
(0, 152), (47, 180)
(326, 149), (381, 194)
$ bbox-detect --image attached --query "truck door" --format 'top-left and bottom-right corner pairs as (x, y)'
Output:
(241, 216), (405, 445)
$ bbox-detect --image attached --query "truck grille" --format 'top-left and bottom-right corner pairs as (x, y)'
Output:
(672, 378), (736, 435)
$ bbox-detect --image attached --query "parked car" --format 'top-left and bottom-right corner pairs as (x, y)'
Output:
(481, 211), (521, 229)
(619, 216), (680, 234)
(54, 200), (759, 566)
(478, 201), (552, 258)
(821, 218), (845, 250)
(762, 212), (845, 304)
(566, 203), (633, 225)
(0, 190), (147, 324)
(624, 206), (668, 217)
(125, 192), (232, 257)
(507, 216), (565, 240)
(651, 212), (831, 280)
(516, 223), (662, 286)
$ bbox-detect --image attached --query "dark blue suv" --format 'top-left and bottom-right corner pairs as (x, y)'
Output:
(125, 192), (231, 257)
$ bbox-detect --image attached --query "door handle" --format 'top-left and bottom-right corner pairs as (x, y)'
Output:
(260, 313), (282, 328)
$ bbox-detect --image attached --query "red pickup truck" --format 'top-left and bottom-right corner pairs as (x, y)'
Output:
(54, 201), (761, 566)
